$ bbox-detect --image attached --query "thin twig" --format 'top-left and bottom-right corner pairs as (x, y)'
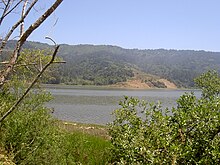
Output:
(0, 0), (23, 25)
(1, 0), (23, 24)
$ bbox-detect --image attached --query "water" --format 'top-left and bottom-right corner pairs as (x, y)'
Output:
(46, 86), (201, 125)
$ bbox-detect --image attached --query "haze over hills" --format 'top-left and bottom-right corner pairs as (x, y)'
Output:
(4, 40), (220, 88)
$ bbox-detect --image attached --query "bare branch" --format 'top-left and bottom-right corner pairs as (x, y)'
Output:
(0, 45), (60, 123)
(0, 0), (63, 88)
(19, 0), (63, 46)
(0, 61), (9, 64)
(0, 41), (22, 87)
(0, 0), (38, 54)
(3, 0), (22, 20)
(2, 0), (7, 6)
(20, 0), (28, 37)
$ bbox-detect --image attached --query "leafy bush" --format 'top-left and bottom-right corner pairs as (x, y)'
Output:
(194, 70), (220, 98)
(0, 109), (65, 164)
(0, 82), (67, 164)
(109, 71), (220, 164)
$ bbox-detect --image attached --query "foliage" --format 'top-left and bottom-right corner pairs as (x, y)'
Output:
(0, 107), (111, 164)
(194, 70), (220, 98)
(109, 71), (220, 164)
(0, 108), (65, 164)
(16, 49), (62, 84)
(0, 104), (111, 164)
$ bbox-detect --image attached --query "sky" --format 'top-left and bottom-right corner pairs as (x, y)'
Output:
(2, 0), (220, 51)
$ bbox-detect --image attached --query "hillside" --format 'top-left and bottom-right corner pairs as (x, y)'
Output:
(110, 69), (177, 89)
(4, 40), (220, 88)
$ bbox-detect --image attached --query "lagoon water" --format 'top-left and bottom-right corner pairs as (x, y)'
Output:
(46, 86), (201, 125)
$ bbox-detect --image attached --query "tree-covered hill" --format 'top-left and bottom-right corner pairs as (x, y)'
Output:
(4, 40), (220, 88)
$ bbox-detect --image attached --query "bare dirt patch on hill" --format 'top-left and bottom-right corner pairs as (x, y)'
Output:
(159, 79), (177, 89)
(112, 79), (150, 89)
(111, 69), (177, 89)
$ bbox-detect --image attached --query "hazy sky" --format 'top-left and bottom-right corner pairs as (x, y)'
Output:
(2, 0), (220, 51)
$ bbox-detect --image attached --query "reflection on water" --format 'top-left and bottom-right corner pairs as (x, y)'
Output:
(46, 86), (201, 125)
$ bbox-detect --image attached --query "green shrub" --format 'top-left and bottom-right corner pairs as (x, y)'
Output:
(0, 108), (66, 165)
(0, 86), (67, 164)
(109, 71), (220, 164)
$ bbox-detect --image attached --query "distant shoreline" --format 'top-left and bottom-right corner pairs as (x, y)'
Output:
(41, 83), (196, 91)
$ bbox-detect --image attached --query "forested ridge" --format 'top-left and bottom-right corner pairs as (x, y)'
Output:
(4, 40), (220, 87)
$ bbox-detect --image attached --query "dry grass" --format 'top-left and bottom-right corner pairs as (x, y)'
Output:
(0, 148), (15, 165)
(57, 121), (111, 140)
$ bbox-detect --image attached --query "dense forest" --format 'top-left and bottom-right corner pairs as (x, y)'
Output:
(4, 40), (220, 87)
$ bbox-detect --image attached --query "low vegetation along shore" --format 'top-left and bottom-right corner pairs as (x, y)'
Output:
(0, 120), (110, 164)
(1, 71), (220, 164)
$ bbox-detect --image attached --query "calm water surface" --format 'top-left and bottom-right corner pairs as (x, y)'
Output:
(46, 86), (201, 125)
